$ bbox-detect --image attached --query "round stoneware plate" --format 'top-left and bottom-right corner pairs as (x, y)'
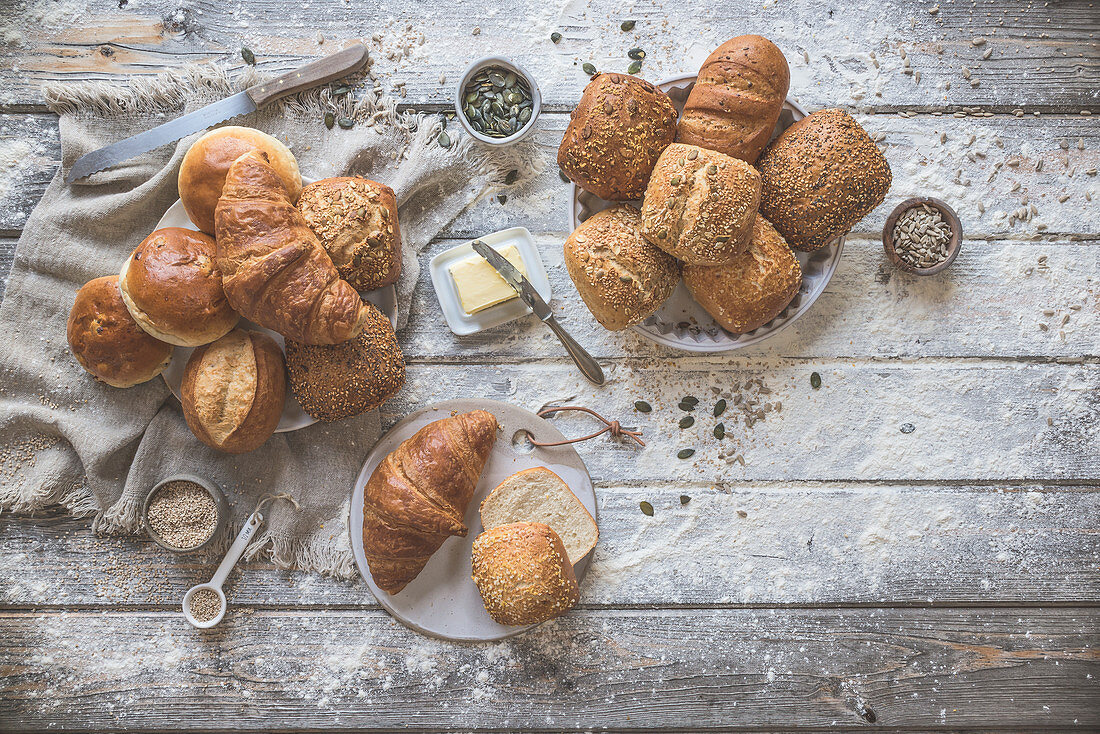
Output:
(155, 175), (398, 432)
(570, 73), (845, 353)
(349, 399), (596, 641)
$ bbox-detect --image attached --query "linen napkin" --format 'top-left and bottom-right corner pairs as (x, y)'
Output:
(0, 61), (542, 577)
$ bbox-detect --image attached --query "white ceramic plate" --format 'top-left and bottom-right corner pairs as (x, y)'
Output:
(570, 74), (845, 353)
(349, 399), (596, 641)
(155, 176), (399, 432)
(428, 227), (552, 336)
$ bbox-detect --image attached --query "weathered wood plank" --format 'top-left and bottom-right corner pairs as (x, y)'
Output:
(2, 111), (1097, 238)
(402, 237), (1100, 361)
(384, 360), (1100, 484)
(1, 0), (1097, 111)
(2, 484), (1097, 608)
(1, 607), (1096, 730)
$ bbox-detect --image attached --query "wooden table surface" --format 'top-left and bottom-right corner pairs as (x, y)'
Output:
(1, 0), (1098, 731)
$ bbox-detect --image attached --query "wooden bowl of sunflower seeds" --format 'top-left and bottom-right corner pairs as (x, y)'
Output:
(883, 197), (962, 276)
(454, 56), (541, 146)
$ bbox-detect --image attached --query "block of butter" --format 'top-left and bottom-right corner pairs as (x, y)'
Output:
(449, 244), (527, 315)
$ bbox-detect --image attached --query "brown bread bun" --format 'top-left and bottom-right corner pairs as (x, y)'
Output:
(471, 522), (580, 626)
(677, 35), (791, 163)
(284, 303), (405, 422)
(640, 143), (761, 265)
(178, 126), (302, 234)
(67, 276), (173, 388)
(118, 227), (238, 347)
(557, 73), (678, 201)
(297, 177), (402, 292)
(181, 329), (285, 453)
(683, 216), (802, 334)
(563, 205), (679, 331)
(756, 108), (892, 252)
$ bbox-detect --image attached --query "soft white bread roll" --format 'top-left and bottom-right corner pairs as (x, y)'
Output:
(178, 126), (302, 234)
(479, 467), (598, 565)
(180, 329), (286, 454)
(471, 522), (580, 626)
(67, 276), (173, 388)
(119, 227), (239, 347)
(640, 143), (761, 265)
(683, 215), (802, 334)
(563, 205), (679, 331)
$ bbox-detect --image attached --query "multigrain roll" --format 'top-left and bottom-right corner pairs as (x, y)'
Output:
(118, 227), (238, 347)
(683, 216), (802, 334)
(471, 522), (580, 626)
(640, 143), (761, 265)
(67, 276), (173, 388)
(676, 35), (790, 163)
(297, 177), (402, 292)
(756, 108), (892, 251)
(181, 329), (285, 453)
(563, 205), (679, 331)
(284, 303), (405, 422)
(557, 73), (678, 201)
(179, 126), (302, 234)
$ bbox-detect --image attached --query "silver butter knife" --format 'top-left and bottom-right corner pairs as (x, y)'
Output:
(472, 240), (605, 386)
(65, 44), (370, 184)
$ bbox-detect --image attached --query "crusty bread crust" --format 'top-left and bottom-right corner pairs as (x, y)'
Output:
(564, 205), (680, 331)
(557, 73), (678, 201)
(297, 177), (402, 292)
(677, 35), (790, 163)
(683, 216), (802, 334)
(471, 522), (580, 626)
(640, 143), (761, 265)
(757, 108), (892, 251)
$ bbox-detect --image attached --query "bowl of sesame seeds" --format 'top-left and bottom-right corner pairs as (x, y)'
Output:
(143, 475), (227, 553)
(883, 197), (962, 276)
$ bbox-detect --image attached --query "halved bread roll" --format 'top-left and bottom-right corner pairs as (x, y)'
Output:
(479, 467), (598, 564)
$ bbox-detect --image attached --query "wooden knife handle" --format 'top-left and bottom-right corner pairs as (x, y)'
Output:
(245, 44), (369, 108)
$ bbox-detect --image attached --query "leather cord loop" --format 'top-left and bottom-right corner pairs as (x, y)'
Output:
(526, 406), (645, 448)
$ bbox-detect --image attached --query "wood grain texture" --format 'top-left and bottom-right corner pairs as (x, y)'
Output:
(1, 608), (1097, 731)
(0, 0), (1097, 111)
(2, 484), (1097, 609)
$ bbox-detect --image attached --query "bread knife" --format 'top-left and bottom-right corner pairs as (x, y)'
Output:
(65, 44), (370, 184)
(471, 240), (605, 386)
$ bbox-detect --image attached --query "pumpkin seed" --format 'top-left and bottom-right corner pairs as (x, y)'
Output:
(504, 169), (518, 185)
(679, 416), (694, 429)
(497, 194), (507, 204)
(900, 423), (915, 434)
(713, 399), (726, 417)
(810, 371), (821, 389)
(677, 401), (696, 411)
(682, 396), (699, 405)
(628, 47), (646, 60)
(519, 107), (532, 124)
(714, 423), (725, 440)
(331, 85), (351, 96)
(437, 131), (451, 148)
(621, 19), (636, 31)
(582, 62), (597, 76)
(639, 501), (654, 516)
(551, 31), (562, 43)
(677, 448), (695, 460)
(634, 400), (652, 413)
(627, 60), (642, 74)
(670, 175), (681, 185)
(337, 116), (355, 129)
(680, 494), (691, 505)
(241, 47), (256, 65)
(324, 111), (335, 129)
(687, 148), (698, 160)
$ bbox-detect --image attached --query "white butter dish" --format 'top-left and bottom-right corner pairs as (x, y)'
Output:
(429, 227), (551, 336)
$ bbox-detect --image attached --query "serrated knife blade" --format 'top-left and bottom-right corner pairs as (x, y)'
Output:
(65, 93), (258, 184)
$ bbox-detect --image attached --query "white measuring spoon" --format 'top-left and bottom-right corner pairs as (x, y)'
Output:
(182, 510), (264, 629)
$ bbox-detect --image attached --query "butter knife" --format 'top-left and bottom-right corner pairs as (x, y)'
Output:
(65, 44), (370, 183)
(472, 240), (605, 386)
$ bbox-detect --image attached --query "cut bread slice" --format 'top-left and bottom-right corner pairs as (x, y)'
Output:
(479, 467), (598, 565)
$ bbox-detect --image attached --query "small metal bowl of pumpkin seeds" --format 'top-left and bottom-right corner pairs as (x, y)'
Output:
(455, 56), (541, 146)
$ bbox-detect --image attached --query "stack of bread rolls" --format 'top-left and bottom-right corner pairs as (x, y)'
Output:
(67, 126), (407, 453)
(559, 35), (892, 336)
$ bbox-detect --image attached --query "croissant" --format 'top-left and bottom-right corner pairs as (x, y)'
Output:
(214, 150), (369, 345)
(363, 410), (498, 594)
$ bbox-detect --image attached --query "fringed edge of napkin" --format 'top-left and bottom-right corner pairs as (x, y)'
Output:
(241, 497), (358, 580)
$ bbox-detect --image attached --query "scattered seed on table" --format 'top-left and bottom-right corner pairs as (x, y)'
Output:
(337, 116), (355, 129)
(634, 400), (652, 413)
(627, 60), (642, 74)
(811, 372), (822, 389)
(241, 47), (255, 65)
(713, 399), (727, 417)
(628, 47), (646, 60)
(639, 501), (654, 516)
(900, 423), (915, 434)
(621, 20), (636, 31)
(582, 62), (597, 76)
(551, 32), (562, 43)
(680, 495), (691, 505)
(679, 416), (694, 429)
(713, 423), (725, 440)
(324, 112), (335, 129)
(437, 131), (451, 148)
(677, 448), (695, 460)
(737, 510), (748, 518)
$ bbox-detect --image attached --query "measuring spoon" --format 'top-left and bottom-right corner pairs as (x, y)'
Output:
(182, 510), (264, 629)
